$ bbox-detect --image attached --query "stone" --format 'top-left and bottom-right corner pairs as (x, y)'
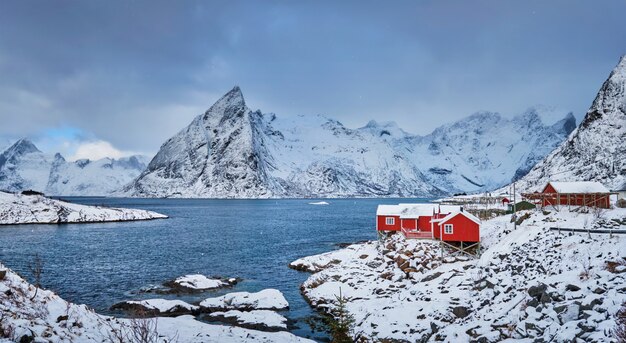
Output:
(0, 270), (6, 280)
(56, 315), (68, 323)
(592, 287), (606, 294)
(452, 306), (470, 318)
(528, 284), (547, 298)
(565, 284), (581, 292)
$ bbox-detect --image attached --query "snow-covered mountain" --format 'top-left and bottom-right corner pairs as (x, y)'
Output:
(511, 55), (626, 192)
(123, 87), (574, 198)
(0, 139), (150, 196)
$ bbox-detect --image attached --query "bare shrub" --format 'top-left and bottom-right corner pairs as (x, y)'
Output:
(27, 254), (44, 301)
(617, 199), (626, 209)
(579, 257), (593, 281)
(592, 206), (607, 221)
(103, 309), (178, 343)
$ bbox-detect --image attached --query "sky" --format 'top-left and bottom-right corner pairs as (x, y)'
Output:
(0, 0), (625, 160)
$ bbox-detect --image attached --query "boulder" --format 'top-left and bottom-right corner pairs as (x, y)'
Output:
(111, 299), (199, 316)
(565, 284), (581, 292)
(452, 306), (470, 318)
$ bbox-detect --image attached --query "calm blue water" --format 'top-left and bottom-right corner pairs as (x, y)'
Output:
(0, 198), (429, 341)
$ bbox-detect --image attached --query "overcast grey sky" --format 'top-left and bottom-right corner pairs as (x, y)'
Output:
(1, 1), (625, 159)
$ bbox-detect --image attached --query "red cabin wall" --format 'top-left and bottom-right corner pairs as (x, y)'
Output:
(437, 214), (480, 242)
(401, 218), (417, 230)
(417, 216), (432, 232)
(541, 183), (611, 209)
(377, 215), (401, 231)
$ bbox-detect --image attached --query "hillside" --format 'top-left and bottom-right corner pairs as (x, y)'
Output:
(291, 207), (626, 341)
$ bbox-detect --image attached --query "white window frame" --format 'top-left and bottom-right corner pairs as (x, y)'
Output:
(385, 217), (395, 225)
(444, 224), (453, 234)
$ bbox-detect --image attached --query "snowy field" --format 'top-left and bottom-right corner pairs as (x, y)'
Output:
(0, 191), (167, 224)
(292, 206), (626, 342)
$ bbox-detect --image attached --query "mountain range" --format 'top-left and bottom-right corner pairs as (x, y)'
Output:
(121, 87), (575, 198)
(0, 139), (149, 196)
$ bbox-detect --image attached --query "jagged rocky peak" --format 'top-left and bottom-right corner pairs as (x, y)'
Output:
(202, 86), (248, 125)
(582, 55), (626, 128)
(550, 112), (577, 136)
(4, 138), (40, 156)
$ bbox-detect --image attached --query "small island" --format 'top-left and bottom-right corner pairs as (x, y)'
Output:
(0, 191), (167, 225)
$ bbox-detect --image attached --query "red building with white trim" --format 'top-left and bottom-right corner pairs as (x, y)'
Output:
(376, 203), (480, 243)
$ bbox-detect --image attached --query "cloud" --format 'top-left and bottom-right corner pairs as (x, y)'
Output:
(69, 140), (138, 161)
(0, 0), (625, 149)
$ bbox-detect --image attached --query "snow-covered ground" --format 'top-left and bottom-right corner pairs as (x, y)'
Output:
(292, 207), (626, 342)
(0, 264), (313, 342)
(0, 191), (167, 224)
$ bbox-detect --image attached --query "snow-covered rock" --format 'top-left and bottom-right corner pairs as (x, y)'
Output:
(111, 298), (199, 316)
(122, 87), (574, 198)
(163, 274), (235, 293)
(0, 263), (313, 342)
(0, 139), (150, 196)
(511, 55), (626, 193)
(0, 191), (167, 224)
(292, 207), (626, 342)
(199, 289), (289, 311)
(208, 310), (289, 331)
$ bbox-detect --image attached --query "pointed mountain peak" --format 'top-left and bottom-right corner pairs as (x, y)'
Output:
(203, 86), (248, 123)
(215, 86), (245, 108)
(7, 138), (40, 155)
(582, 55), (626, 128)
(550, 112), (577, 136)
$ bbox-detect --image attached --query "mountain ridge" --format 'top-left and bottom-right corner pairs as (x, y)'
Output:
(122, 87), (575, 198)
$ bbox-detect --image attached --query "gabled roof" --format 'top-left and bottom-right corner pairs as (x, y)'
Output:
(432, 211), (481, 226)
(376, 205), (403, 216)
(545, 181), (610, 194)
(376, 203), (463, 218)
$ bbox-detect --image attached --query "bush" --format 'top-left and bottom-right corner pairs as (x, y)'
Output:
(617, 199), (626, 208)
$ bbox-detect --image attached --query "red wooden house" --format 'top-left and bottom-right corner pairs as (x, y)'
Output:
(523, 181), (612, 209)
(376, 204), (479, 242)
(432, 210), (481, 242)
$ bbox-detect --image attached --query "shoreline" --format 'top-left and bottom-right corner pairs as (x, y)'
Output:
(290, 208), (626, 341)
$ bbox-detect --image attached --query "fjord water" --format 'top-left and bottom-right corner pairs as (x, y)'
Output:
(0, 197), (429, 340)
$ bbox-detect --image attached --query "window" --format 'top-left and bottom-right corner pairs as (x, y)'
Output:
(444, 224), (453, 234)
(385, 217), (395, 225)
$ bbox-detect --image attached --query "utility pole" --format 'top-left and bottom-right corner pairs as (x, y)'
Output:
(513, 182), (517, 230)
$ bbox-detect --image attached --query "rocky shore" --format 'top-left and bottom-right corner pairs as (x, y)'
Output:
(291, 208), (626, 342)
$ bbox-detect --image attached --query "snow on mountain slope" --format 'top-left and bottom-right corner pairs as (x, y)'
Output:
(374, 107), (575, 193)
(124, 87), (573, 198)
(0, 191), (167, 224)
(0, 139), (52, 192)
(0, 139), (149, 196)
(512, 55), (626, 192)
(46, 154), (150, 196)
